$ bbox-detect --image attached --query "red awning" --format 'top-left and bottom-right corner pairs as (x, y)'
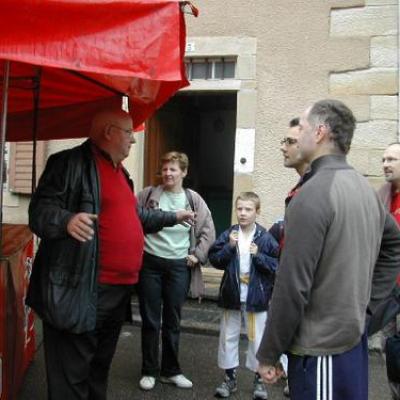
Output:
(0, 0), (191, 141)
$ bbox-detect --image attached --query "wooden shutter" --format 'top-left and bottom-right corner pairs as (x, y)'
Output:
(8, 141), (46, 194)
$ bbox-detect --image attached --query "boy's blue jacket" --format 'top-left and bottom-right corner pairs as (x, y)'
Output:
(208, 223), (279, 312)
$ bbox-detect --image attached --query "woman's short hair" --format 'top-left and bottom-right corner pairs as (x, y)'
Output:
(235, 191), (261, 211)
(161, 151), (189, 171)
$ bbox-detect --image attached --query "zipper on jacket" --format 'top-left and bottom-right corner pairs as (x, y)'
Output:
(90, 154), (101, 293)
(245, 226), (262, 307)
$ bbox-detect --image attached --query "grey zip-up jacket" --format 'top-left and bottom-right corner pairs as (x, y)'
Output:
(257, 155), (400, 364)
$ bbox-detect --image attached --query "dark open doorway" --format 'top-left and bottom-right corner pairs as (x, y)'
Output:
(144, 92), (237, 236)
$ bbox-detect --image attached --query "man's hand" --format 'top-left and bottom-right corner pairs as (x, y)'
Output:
(186, 254), (199, 267)
(250, 242), (258, 255)
(229, 230), (239, 247)
(67, 213), (97, 242)
(257, 363), (284, 384)
(175, 210), (195, 226)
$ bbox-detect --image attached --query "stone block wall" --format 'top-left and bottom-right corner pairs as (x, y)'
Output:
(330, 1), (399, 181)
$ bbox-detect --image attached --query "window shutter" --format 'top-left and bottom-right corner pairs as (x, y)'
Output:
(8, 141), (46, 194)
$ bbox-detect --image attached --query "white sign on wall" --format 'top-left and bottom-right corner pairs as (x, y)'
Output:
(234, 128), (255, 174)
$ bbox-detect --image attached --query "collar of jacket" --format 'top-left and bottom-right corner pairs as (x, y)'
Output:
(378, 182), (392, 210)
(84, 139), (133, 190)
(302, 154), (350, 185)
(231, 222), (266, 241)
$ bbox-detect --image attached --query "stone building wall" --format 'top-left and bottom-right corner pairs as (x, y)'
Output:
(330, 0), (399, 189)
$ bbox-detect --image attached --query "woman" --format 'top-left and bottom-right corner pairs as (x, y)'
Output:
(137, 151), (215, 391)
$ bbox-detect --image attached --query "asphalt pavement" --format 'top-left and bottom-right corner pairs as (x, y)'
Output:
(18, 298), (393, 400)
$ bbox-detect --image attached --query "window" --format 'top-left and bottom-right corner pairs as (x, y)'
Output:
(8, 141), (46, 194)
(185, 57), (236, 81)
(2, 143), (9, 190)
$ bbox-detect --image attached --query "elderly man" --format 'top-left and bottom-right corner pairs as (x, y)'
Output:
(27, 109), (194, 400)
(257, 99), (400, 400)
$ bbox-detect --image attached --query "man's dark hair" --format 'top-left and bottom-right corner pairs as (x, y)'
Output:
(289, 117), (299, 128)
(308, 99), (356, 154)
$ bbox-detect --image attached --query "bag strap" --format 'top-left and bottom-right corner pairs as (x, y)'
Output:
(184, 188), (195, 211)
(144, 186), (153, 207)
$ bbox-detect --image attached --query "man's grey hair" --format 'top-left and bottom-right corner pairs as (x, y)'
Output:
(308, 99), (356, 154)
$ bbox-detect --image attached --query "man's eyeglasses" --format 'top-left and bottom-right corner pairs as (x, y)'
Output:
(110, 124), (135, 140)
(280, 137), (298, 146)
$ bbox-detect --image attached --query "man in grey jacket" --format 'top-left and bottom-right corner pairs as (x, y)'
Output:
(257, 99), (400, 400)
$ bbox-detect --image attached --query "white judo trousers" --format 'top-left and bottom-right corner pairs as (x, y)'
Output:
(217, 307), (288, 373)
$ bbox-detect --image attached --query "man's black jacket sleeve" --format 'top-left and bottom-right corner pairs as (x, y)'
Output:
(137, 206), (177, 234)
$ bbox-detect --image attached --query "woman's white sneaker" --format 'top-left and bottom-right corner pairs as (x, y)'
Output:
(139, 376), (156, 390)
(160, 374), (193, 388)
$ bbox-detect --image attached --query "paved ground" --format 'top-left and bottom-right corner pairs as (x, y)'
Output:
(18, 298), (393, 399)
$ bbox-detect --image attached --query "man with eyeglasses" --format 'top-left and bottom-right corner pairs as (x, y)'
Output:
(257, 100), (400, 400)
(280, 118), (309, 178)
(27, 109), (195, 400)
(270, 118), (310, 249)
(268, 119), (310, 398)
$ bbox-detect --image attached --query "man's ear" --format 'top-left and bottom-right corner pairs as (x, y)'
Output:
(103, 125), (113, 141)
(316, 124), (329, 144)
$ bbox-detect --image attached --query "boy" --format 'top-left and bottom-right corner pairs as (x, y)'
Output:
(208, 192), (279, 399)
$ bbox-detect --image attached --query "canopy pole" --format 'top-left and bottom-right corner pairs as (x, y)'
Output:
(66, 70), (124, 96)
(0, 60), (10, 256)
(31, 67), (42, 193)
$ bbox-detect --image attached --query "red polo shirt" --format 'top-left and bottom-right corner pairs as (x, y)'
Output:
(94, 149), (144, 285)
(390, 190), (400, 287)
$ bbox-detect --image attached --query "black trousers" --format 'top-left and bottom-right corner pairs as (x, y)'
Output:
(43, 283), (133, 400)
(137, 252), (190, 377)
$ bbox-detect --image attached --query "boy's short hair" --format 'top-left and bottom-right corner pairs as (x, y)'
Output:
(235, 191), (261, 211)
(161, 151), (189, 171)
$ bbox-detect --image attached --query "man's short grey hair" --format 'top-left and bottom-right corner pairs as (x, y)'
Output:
(308, 99), (356, 154)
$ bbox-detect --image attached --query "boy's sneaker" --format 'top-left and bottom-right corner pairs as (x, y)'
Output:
(253, 374), (268, 400)
(215, 376), (237, 398)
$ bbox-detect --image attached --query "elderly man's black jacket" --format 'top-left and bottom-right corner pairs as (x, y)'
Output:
(26, 139), (176, 333)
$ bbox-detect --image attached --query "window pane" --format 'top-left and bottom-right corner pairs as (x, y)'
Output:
(206, 62), (212, 79)
(214, 62), (223, 79)
(185, 63), (190, 80)
(192, 63), (207, 79)
(223, 62), (235, 78)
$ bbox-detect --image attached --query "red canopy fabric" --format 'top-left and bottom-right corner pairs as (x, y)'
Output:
(0, 0), (190, 141)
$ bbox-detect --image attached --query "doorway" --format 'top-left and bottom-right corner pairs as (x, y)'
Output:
(144, 92), (237, 236)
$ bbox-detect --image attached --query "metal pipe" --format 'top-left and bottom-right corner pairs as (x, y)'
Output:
(31, 67), (42, 193)
(66, 70), (124, 96)
(0, 60), (11, 257)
